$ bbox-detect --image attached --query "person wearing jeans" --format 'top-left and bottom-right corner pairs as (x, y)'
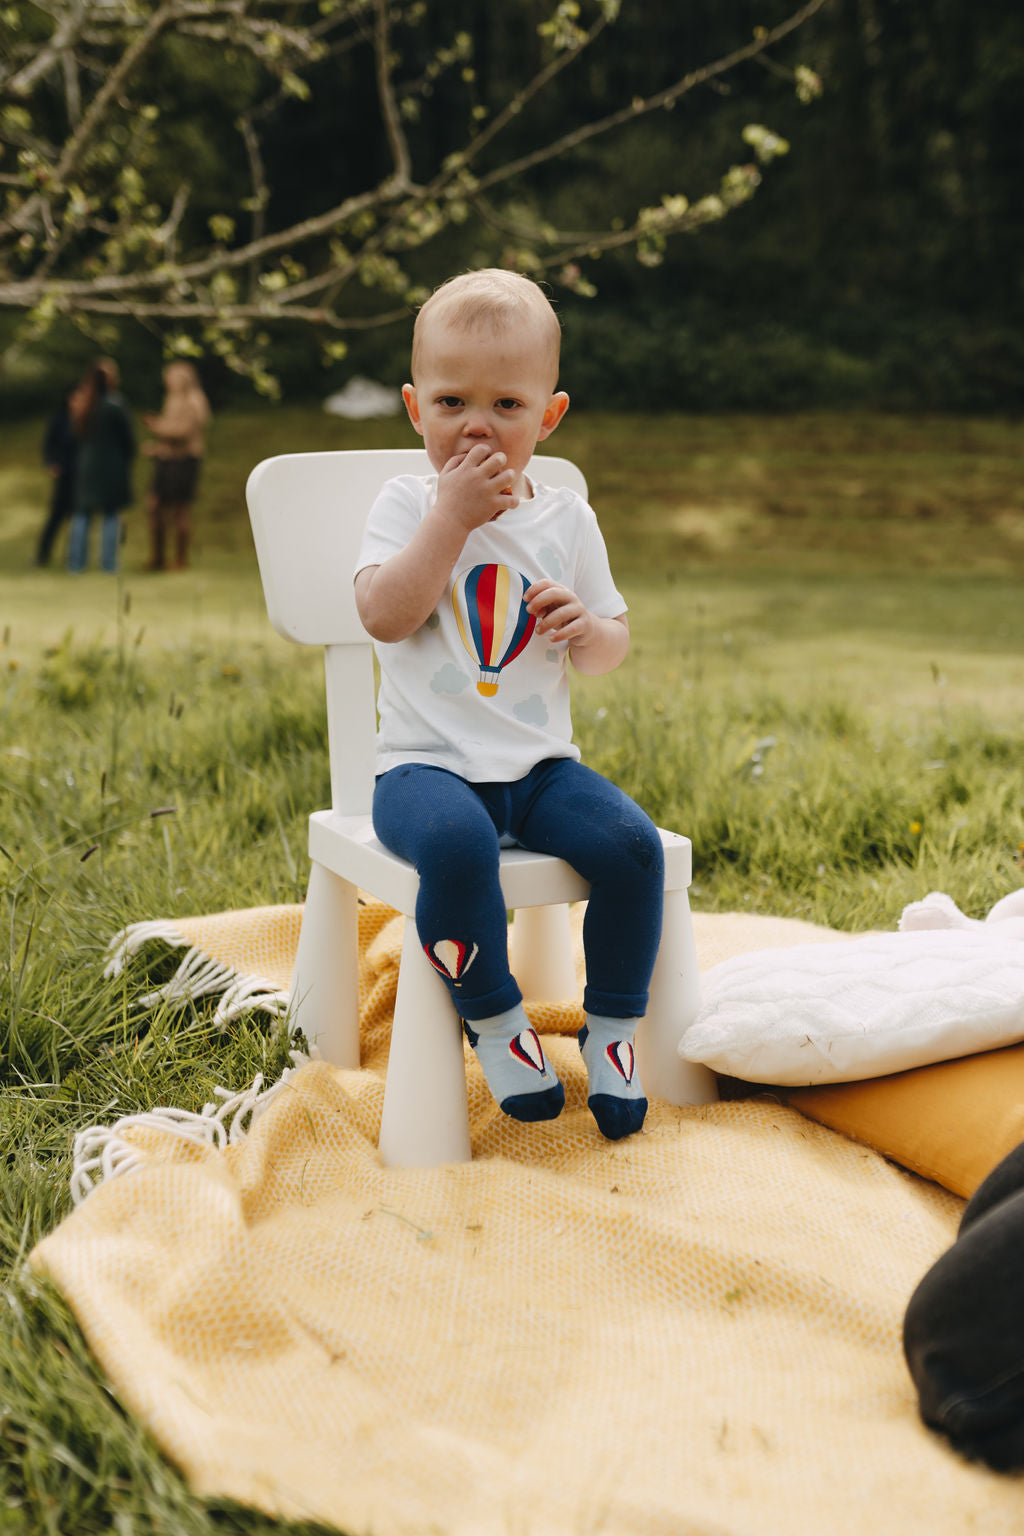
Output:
(68, 357), (135, 573)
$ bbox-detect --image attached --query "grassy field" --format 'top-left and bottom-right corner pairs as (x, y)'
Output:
(2, 405), (1024, 1532)
(6, 405), (1024, 708)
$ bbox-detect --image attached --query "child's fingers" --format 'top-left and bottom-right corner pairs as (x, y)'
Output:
(482, 454), (513, 486)
(462, 445), (504, 470)
(527, 584), (577, 620)
(525, 578), (562, 607)
(444, 445), (498, 473)
(542, 617), (583, 643)
(535, 597), (584, 637)
(450, 447), (516, 493)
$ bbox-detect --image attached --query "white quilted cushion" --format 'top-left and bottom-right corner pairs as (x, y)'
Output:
(679, 929), (1024, 1086)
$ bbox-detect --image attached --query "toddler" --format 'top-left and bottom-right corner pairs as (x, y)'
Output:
(355, 269), (664, 1140)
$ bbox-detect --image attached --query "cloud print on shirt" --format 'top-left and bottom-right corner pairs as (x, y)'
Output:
(431, 663), (471, 695)
(513, 694), (549, 726)
(537, 546), (563, 580)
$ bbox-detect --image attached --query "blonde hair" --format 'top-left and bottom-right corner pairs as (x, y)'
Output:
(412, 269), (561, 386)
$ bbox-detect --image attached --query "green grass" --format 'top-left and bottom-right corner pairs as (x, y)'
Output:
(2, 405), (1024, 1531)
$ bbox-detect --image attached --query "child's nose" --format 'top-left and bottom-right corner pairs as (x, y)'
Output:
(463, 411), (492, 437)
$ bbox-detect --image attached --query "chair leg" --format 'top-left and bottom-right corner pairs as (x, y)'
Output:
(637, 886), (718, 1106)
(289, 862), (360, 1068)
(507, 902), (578, 1002)
(378, 927), (473, 1168)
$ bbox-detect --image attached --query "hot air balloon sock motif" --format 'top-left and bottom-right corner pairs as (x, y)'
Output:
(578, 1016), (648, 1141)
(462, 1004), (565, 1123)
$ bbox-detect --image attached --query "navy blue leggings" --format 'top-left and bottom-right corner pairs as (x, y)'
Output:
(372, 758), (664, 1022)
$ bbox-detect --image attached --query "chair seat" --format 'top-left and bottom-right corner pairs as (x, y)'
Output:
(308, 809), (692, 916)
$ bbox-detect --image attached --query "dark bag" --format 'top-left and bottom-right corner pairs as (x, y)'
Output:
(904, 1139), (1024, 1470)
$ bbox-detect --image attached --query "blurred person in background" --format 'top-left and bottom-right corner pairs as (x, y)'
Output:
(67, 357), (136, 573)
(35, 380), (81, 567)
(142, 360), (211, 571)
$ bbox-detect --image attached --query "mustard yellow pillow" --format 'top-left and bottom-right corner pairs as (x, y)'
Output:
(785, 1043), (1024, 1199)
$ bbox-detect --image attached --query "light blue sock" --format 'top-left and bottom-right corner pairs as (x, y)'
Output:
(578, 1014), (648, 1140)
(463, 1004), (565, 1122)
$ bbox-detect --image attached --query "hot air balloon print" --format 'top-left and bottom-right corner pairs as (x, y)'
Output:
(424, 938), (478, 985)
(606, 1039), (636, 1084)
(452, 563), (536, 697)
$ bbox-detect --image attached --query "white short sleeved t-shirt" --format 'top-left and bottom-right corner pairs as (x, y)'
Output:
(355, 474), (626, 783)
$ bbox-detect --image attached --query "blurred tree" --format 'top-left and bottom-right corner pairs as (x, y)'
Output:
(610, 0), (1024, 410)
(0, 0), (825, 391)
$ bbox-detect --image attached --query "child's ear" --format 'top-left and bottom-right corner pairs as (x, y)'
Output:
(401, 383), (423, 435)
(537, 391), (570, 441)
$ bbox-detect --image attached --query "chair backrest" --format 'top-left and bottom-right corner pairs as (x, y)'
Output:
(246, 448), (588, 815)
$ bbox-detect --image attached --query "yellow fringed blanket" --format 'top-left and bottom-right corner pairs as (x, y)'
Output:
(31, 904), (1024, 1534)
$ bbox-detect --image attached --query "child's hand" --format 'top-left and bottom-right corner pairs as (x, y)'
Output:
(434, 445), (518, 532)
(524, 579), (595, 646)
(525, 581), (630, 674)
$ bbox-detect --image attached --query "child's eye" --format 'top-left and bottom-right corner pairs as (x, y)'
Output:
(437, 396), (462, 408)
(496, 398), (521, 411)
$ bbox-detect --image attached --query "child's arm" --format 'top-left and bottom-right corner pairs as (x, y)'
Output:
(142, 400), (190, 445)
(356, 446), (517, 643)
(524, 578), (630, 676)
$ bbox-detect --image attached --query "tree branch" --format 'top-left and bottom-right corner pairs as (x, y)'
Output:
(0, 0), (830, 378)
(472, 0), (829, 197)
(0, 0), (177, 239)
(1, 180), (397, 306)
(2, 5), (86, 97)
(452, 9), (612, 179)
(374, 0), (413, 190)
(237, 113), (268, 298)
(154, 182), (191, 252)
(8, 291), (411, 329)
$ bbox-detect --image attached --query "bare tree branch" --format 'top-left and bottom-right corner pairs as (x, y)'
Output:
(472, 0), (829, 198)
(0, 184), (394, 305)
(154, 183), (191, 252)
(374, 0), (413, 191)
(32, 292), (411, 329)
(2, 5), (86, 96)
(0, 0), (177, 239)
(449, 9), (613, 180)
(61, 40), (82, 128)
(237, 113), (268, 298)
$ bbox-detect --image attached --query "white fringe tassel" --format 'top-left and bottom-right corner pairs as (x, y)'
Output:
(103, 922), (290, 1029)
(70, 1053), (309, 1208)
(104, 920), (191, 977)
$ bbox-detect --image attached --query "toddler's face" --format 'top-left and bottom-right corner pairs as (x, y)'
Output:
(403, 317), (567, 497)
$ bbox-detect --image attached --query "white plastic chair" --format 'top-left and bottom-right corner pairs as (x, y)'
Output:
(246, 448), (717, 1166)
